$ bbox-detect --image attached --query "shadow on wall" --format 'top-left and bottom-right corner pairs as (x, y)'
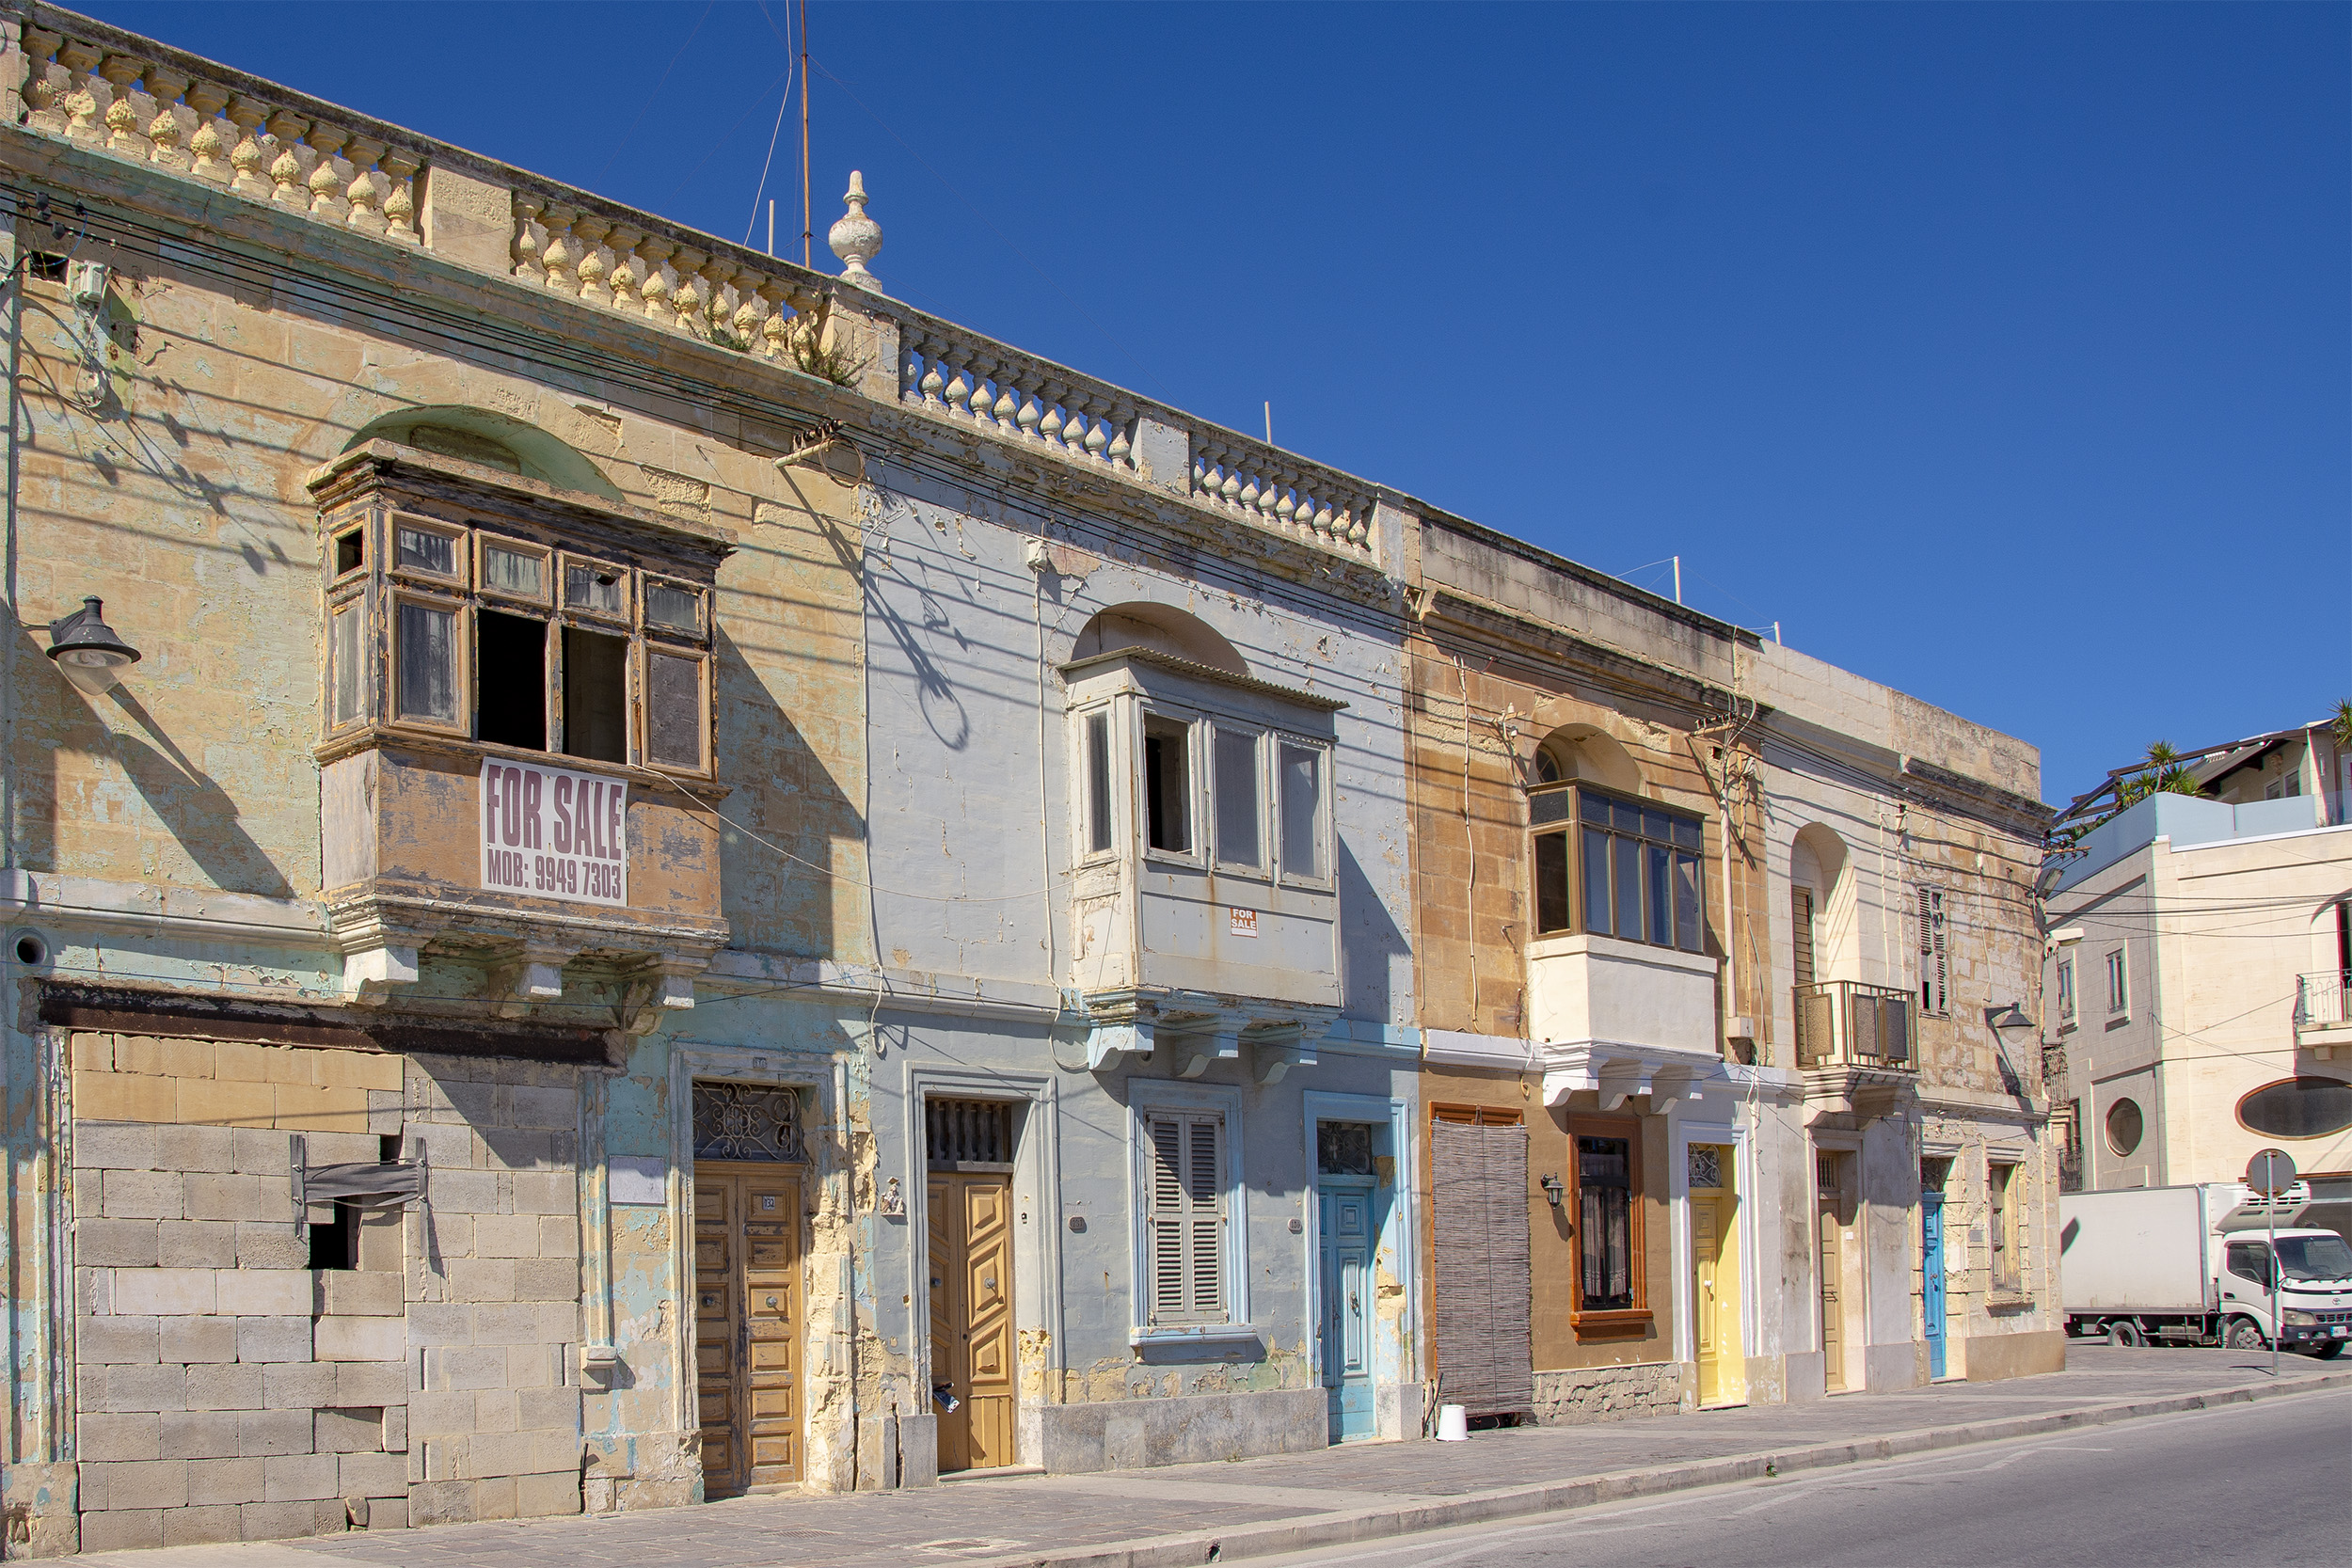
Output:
(18, 620), (296, 898)
(1339, 835), (1407, 1024)
(710, 622), (861, 958)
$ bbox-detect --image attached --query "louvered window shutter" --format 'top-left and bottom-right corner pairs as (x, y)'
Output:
(1915, 885), (1947, 1015)
(1144, 1113), (1226, 1325)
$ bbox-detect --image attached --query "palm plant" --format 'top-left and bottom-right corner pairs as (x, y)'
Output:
(2116, 739), (2203, 809)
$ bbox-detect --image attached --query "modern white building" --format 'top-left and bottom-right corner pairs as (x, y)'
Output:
(2042, 720), (2352, 1208)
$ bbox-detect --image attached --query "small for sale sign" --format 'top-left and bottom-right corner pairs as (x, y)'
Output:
(482, 758), (628, 907)
(1228, 907), (1259, 939)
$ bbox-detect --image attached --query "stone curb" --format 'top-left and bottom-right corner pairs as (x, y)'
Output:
(940, 1370), (2352, 1568)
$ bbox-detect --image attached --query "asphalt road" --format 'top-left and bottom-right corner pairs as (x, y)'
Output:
(1257, 1387), (2351, 1568)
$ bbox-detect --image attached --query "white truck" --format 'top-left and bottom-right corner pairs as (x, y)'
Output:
(2058, 1182), (2352, 1356)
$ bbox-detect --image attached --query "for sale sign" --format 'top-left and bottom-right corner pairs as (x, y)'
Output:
(481, 758), (628, 907)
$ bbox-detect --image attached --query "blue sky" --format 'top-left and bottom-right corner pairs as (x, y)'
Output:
(82, 1), (2351, 804)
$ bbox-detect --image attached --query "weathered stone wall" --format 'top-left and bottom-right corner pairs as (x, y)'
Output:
(1532, 1360), (1685, 1425)
(63, 1033), (588, 1546)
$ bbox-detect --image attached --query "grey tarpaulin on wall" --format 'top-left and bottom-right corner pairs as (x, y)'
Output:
(289, 1134), (429, 1216)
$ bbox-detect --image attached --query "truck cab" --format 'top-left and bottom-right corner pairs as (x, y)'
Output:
(2211, 1223), (2352, 1354)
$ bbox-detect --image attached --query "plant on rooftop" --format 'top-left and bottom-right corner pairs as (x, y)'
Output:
(785, 293), (867, 388)
(2116, 739), (2205, 811)
(2332, 698), (2351, 751)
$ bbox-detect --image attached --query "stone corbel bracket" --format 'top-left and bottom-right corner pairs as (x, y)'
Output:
(1164, 1015), (1242, 1080)
(1248, 1022), (1320, 1085)
(1542, 1049), (1717, 1113)
(486, 943), (576, 1019)
(341, 943), (419, 1006)
(616, 956), (707, 1037)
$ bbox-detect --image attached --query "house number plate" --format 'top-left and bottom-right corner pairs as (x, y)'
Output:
(481, 758), (628, 908)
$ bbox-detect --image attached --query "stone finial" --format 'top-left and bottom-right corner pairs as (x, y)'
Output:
(828, 169), (882, 292)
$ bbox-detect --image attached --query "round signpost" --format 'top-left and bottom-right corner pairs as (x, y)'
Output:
(2246, 1148), (2296, 1374)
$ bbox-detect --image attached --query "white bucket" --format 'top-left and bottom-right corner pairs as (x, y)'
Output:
(1435, 1402), (1469, 1442)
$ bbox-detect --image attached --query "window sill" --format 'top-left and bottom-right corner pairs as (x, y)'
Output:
(1986, 1292), (2034, 1314)
(1130, 1323), (1263, 1349)
(314, 725), (727, 798)
(1570, 1308), (1652, 1339)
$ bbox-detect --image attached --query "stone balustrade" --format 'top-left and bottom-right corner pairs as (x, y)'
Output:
(506, 196), (830, 366)
(1184, 429), (1373, 553)
(17, 20), (422, 245)
(899, 326), (1138, 472)
(8, 9), (1384, 564)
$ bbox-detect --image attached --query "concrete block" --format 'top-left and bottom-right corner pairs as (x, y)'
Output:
(183, 1363), (263, 1411)
(75, 1071), (178, 1124)
(335, 1360), (409, 1408)
(314, 1407), (383, 1453)
(418, 162), (516, 272)
(301, 1131), (381, 1165)
(472, 1474), (518, 1520)
(78, 1263), (114, 1316)
(157, 1409), (245, 1461)
(402, 1121), (474, 1171)
(474, 1303), (541, 1342)
(506, 1085), (578, 1130)
(261, 1362), (337, 1411)
(317, 1315), (405, 1362)
(357, 1210), (405, 1272)
(368, 1091), (405, 1135)
(516, 1386), (580, 1433)
(185, 1457), (266, 1506)
(364, 1495), (409, 1529)
(263, 1453), (340, 1502)
(509, 1171), (577, 1215)
(523, 1427), (582, 1474)
(315, 1050), (405, 1091)
(235, 1221), (310, 1270)
(76, 1218), (162, 1267)
(425, 1345), (507, 1391)
(85, 1458), (188, 1511)
(177, 1076), (278, 1129)
(339, 1450), (406, 1497)
(115, 1266), (215, 1316)
(90, 1362), (187, 1414)
(405, 1303), (477, 1346)
(156, 1124), (239, 1172)
(238, 1498), (344, 1541)
(381, 1405), (408, 1453)
(230, 1128), (294, 1175)
(185, 1174), (274, 1223)
(210, 1042), (274, 1084)
(78, 1412), (162, 1462)
(73, 1121), (160, 1170)
(235, 1314), (313, 1363)
(470, 1390), (519, 1433)
(103, 1168), (186, 1221)
(516, 1470), (581, 1519)
(405, 1390), (472, 1433)
(78, 1507), (163, 1554)
(471, 1213), (540, 1259)
(447, 1257), (516, 1303)
(215, 1268), (310, 1316)
(430, 1169), (501, 1212)
(407, 1478), (475, 1527)
(537, 1215), (578, 1258)
(159, 1220), (240, 1269)
(321, 1270), (404, 1317)
(162, 1503), (244, 1546)
(503, 1344), (555, 1389)
(77, 1314), (161, 1365)
(276, 1082), (371, 1133)
(236, 1408), (313, 1457)
(162, 1315), (240, 1365)
(512, 1258), (579, 1302)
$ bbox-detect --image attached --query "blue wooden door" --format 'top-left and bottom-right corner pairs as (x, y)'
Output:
(1921, 1190), (1947, 1379)
(1320, 1180), (1375, 1441)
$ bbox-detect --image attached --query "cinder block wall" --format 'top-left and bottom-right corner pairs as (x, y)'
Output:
(67, 1034), (586, 1549)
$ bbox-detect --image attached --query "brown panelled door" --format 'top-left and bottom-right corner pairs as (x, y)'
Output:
(928, 1098), (1019, 1473)
(691, 1081), (806, 1497)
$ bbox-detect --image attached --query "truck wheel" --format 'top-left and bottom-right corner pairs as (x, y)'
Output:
(2309, 1340), (2344, 1361)
(2109, 1320), (2144, 1347)
(2225, 1318), (2267, 1352)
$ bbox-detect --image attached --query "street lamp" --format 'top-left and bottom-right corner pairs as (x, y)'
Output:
(1539, 1172), (1565, 1208)
(45, 597), (140, 694)
(1985, 1002), (2038, 1051)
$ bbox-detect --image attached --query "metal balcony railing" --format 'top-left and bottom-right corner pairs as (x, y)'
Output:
(2295, 971), (2352, 1028)
(1794, 981), (1915, 1070)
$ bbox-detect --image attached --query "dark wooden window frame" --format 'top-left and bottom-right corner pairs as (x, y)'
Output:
(1527, 784), (1708, 952)
(1565, 1110), (1650, 1337)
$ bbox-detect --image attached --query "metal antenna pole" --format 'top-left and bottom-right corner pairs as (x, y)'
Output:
(800, 0), (812, 267)
(1673, 555), (1682, 605)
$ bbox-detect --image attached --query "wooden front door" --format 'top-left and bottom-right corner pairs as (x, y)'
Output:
(929, 1171), (1015, 1472)
(1690, 1144), (1742, 1407)
(693, 1166), (803, 1496)
(1817, 1150), (1848, 1392)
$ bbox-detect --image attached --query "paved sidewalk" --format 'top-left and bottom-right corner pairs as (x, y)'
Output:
(67, 1348), (2349, 1568)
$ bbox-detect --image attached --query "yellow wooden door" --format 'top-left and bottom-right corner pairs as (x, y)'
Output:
(1693, 1196), (1724, 1405)
(693, 1167), (803, 1497)
(930, 1171), (1015, 1473)
(1818, 1152), (1847, 1392)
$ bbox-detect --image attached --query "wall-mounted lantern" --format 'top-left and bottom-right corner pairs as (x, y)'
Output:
(1540, 1172), (1565, 1208)
(46, 596), (140, 694)
(1985, 1002), (2038, 1052)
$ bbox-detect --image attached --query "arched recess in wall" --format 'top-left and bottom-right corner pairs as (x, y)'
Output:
(1529, 725), (1644, 796)
(1789, 822), (1857, 985)
(1071, 602), (1247, 675)
(345, 405), (626, 504)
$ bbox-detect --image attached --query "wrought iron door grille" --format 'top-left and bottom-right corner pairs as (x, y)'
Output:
(691, 1082), (804, 1162)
